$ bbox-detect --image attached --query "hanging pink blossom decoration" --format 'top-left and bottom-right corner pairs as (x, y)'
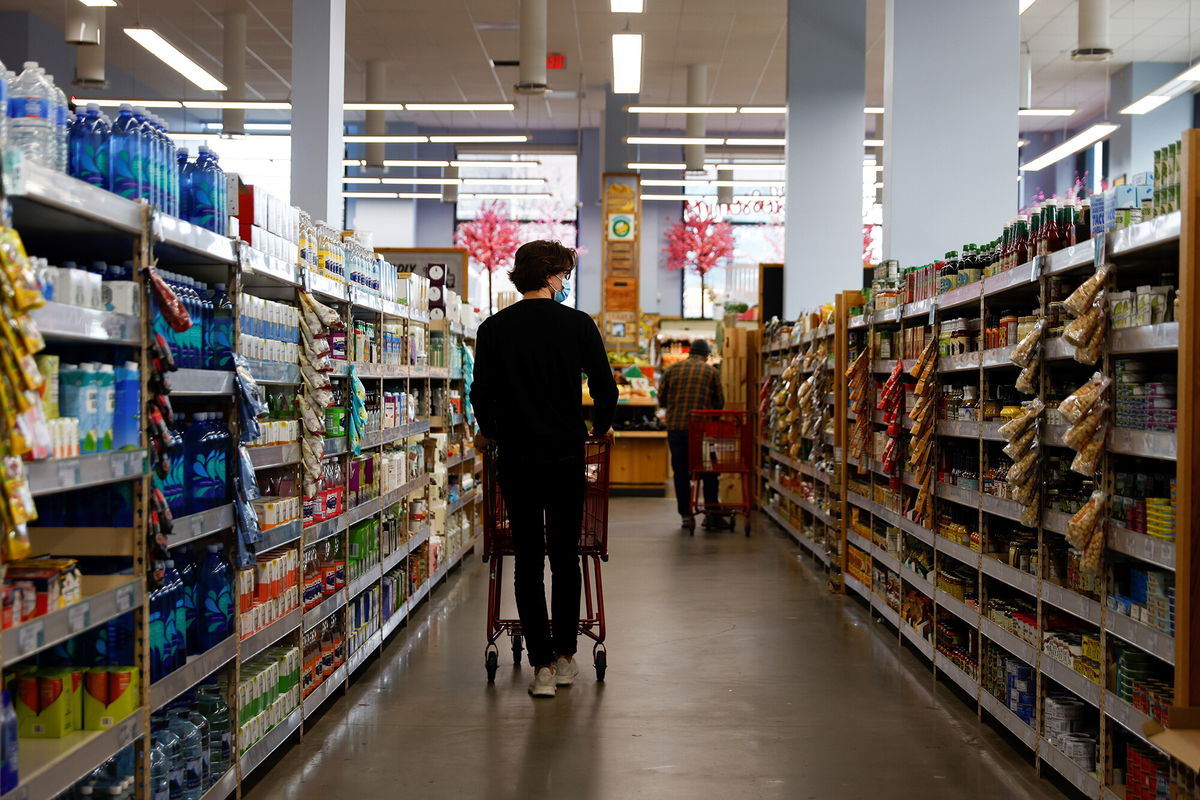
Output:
(455, 200), (522, 313)
(664, 202), (735, 317)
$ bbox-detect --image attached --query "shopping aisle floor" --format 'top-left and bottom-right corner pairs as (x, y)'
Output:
(246, 498), (1065, 800)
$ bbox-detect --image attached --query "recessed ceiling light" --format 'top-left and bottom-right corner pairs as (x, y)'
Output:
(612, 34), (643, 94)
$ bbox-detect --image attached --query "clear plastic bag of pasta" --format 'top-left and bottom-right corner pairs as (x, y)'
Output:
(1058, 373), (1110, 425)
(1070, 425), (1107, 477)
(997, 398), (1044, 441)
(1063, 265), (1110, 317)
(1011, 318), (1047, 368)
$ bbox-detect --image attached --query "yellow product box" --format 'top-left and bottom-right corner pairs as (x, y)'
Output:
(14, 672), (73, 738)
(84, 666), (140, 730)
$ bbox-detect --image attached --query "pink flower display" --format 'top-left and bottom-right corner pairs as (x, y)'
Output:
(454, 200), (522, 313)
(664, 202), (735, 317)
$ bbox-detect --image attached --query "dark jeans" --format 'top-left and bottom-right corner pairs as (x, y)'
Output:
(497, 451), (585, 669)
(667, 430), (717, 517)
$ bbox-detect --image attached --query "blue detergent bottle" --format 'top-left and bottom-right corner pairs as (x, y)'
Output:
(69, 103), (110, 188)
(183, 413), (227, 514)
(161, 560), (186, 672)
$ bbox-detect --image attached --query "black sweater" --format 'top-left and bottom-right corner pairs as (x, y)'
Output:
(469, 299), (618, 461)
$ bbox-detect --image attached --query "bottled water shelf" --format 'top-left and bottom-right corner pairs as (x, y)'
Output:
(2, 576), (141, 666)
(303, 664), (347, 719)
(242, 608), (301, 662)
(240, 706), (301, 778)
(257, 520), (302, 551)
(247, 443), (301, 470)
(149, 634), (238, 710)
(26, 449), (148, 496)
(32, 302), (141, 345)
(152, 212), (238, 265)
(170, 369), (235, 396)
(199, 767), (238, 800)
(381, 525), (432, 574)
(239, 243), (299, 287)
(0, 712), (143, 800)
(166, 504), (235, 549)
(8, 161), (143, 236)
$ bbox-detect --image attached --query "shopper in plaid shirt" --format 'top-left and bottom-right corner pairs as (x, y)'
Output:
(659, 339), (729, 531)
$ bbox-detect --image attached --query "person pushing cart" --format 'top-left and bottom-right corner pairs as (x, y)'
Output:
(468, 240), (618, 699)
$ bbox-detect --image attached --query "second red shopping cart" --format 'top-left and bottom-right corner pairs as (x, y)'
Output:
(688, 409), (753, 535)
(481, 436), (611, 683)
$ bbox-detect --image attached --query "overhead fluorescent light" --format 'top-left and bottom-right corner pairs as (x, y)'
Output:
(73, 98), (183, 109)
(428, 135), (529, 143)
(1018, 108), (1076, 117)
(627, 162), (687, 170)
(714, 162), (784, 170)
(343, 135), (429, 143)
(642, 194), (701, 201)
(406, 102), (517, 111)
(641, 179), (700, 186)
(711, 180), (785, 187)
(612, 34), (643, 94)
(864, 165), (884, 173)
(1018, 139), (1030, 148)
(611, 0), (644, 11)
(739, 106), (787, 114)
(123, 28), (226, 92)
(343, 159), (450, 168)
(204, 122), (291, 131)
(627, 136), (723, 145)
(864, 138), (884, 147)
(864, 106), (884, 114)
(1019, 0), (1037, 12)
(461, 177), (546, 185)
(460, 193), (553, 200)
(1121, 63), (1200, 114)
(379, 177), (461, 185)
(1121, 95), (1172, 115)
(343, 178), (383, 185)
(725, 137), (786, 146)
(873, 182), (884, 189)
(183, 100), (291, 110)
(1019, 122), (1118, 172)
(343, 192), (442, 199)
(452, 159), (540, 168)
(627, 105), (739, 114)
(343, 103), (407, 111)
(79, 0), (118, 6)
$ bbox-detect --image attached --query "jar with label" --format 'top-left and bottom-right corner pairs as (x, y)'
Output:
(960, 385), (979, 421)
(1017, 316), (1038, 342)
(999, 311), (1019, 346)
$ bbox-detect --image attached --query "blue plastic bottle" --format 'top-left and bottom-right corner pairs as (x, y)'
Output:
(162, 560), (186, 672)
(183, 413), (226, 513)
(210, 150), (226, 235)
(69, 103), (110, 189)
(175, 551), (199, 656)
(189, 147), (214, 230)
(207, 284), (234, 370)
(177, 149), (193, 223)
(108, 105), (141, 200)
(131, 107), (153, 203)
(196, 282), (212, 369)
(151, 716), (183, 800)
(198, 544), (232, 649)
(0, 690), (17, 793)
(154, 422), (187, 517)
(147, 571), (168, 680)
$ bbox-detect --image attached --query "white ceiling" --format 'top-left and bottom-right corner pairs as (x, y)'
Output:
(5, 0), (1199, 135)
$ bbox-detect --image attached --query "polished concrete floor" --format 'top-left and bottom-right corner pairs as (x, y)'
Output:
(245, 498), (1067, 800)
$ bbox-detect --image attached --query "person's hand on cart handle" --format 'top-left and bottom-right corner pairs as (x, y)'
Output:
(588, 428), (614, 442)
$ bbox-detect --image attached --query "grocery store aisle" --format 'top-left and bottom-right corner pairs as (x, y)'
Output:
(245, 498), (1063, 800)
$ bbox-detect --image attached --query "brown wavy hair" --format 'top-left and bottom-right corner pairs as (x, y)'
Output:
(508, 240), (577, 293)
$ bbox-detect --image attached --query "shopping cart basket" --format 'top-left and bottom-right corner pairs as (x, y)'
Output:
(687, 410), (753, 536)
(481, 436), (611, 683)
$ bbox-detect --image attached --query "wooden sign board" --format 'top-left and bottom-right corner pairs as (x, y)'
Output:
(605, 278), (638, 313)
(601, 173), (641, 347)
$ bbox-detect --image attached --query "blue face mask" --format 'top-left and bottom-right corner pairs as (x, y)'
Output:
(553, 278), (570, 303)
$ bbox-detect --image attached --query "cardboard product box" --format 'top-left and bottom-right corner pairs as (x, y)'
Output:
(84, 666), (140, 730)
(14, 672), (73, 738)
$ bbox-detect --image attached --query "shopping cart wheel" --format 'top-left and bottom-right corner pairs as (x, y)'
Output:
(744, 517), (751, 536)
(594, 648), (606, 682)
(511, 633), (523, 665)
(485, 650), (499, 683)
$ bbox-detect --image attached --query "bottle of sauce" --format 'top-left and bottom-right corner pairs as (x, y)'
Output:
(1029, 205), (1043, 258)
(1012, 217), (1029, 269)
(1075, 199), (1091, 244)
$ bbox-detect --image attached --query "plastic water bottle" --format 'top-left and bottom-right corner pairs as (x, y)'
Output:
(0, 57), (8, 149)
(0, 690), (17, 793)
(109, 104), (141, 200)
(154, 423), (186, 517)
(151, 716), (183, 800)
(198, 543), (233, 649)
(155, 116), (170, 211)
(166, 709), (203, 800)
(207, 284), (234, 370)
(8, 61), (53, 166)
(175, 551), (199, 656)
(196, 282), (213, 368)
(131, 107), (153, 203)
(113, 361), (140, 450)
(161, 561), (186, 672)
(210, 150), (226, 234)
(147, 573), (168, 680)
(183, 414), (223, 513)
(196, 687), (231, 778)
(180, 705), (210, 789)
(177, 149), (193, 222)
(189, 146), (212, 229)
(45, 73), (68, 172)
(149, 741), (170, 800)
(69, 104), (109, 188)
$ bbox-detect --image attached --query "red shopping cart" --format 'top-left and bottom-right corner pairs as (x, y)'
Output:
(688, 410), (753, 536)
(481, 436), (611, 683)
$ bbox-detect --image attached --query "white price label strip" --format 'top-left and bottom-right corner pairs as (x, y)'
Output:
(68, 602), (91, 633)
(116, 585), (135, 613)
(18, 621), (43, 654)
(928, 299), (938, 326)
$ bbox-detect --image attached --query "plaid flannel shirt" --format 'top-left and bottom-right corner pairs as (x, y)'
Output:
(659, 356), (723, 431)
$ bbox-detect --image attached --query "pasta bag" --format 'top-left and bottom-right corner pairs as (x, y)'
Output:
(1058, 373), (1109, 425)
(1062, 265), (1110, 317)
(1010, 318), (1047, 368)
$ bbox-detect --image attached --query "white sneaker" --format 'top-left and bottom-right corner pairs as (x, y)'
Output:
(528, 666), (557, 698)
(555, 656), (580, 686)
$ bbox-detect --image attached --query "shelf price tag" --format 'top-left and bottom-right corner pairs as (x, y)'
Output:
(68, 602), (91, 634)
(57, 461), (81, 487)
(192, 516), (206, 539)
(1030, 255), (1044, 283)
(927, 299), (937, 326)
(17, 620), (43, 655)
(116, 584), (135, 613)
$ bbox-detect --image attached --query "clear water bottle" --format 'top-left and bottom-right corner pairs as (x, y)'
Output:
(44, 73), (68, 172)
(150, 741), (170, 800)
(166, 710), (202, 800)
(196, 686), (231, 779)
(177, 148), (193, 222)
(8, 61), (53, 166)
(180, 705), (210, 789)
(151, 717), (183, 800)
(0, 57), (8, 149)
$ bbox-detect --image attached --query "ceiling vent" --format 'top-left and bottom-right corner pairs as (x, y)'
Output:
(515, 0), (548, 95)
(1071, 0), (1113, 62)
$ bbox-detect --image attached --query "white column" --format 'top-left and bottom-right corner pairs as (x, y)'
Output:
(291, 0), (345, 227)
(222, 9), (246, 137)
(784, 0), (866, 318)
(883, 0), (1018, 265)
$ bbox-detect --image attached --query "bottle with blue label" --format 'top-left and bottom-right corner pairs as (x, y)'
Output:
(210, 150), (226, 235)
(113, 361), (140, 450)
(0, 56), (8, 149)
(45, 72), (67, 172)
(69, 103), (111, 189)
(8, 61), (52, 166)
(162, 560), (187, 672)
(184, 413), (229, 513)
(108, 104), (142, 200)
(190, 147), (218, 231)
(196, 282), (213, 369)
(130, 107), (153, 204)
(177, 149), (194, 222)
(196, 685), (231, 779)
(207, 284), (234, 370)
(0, 690), (17, 793)
(154, 422), (186, 517)
(174, 550), (199, 656)
(198, 543), (233, 650)
(147, 569), (168, 679)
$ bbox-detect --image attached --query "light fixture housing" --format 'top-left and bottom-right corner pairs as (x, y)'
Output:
(1019, 0), (1037, 11)
(405, 102), (517, 111)
(73, 98), (183, 108)
(1019, 122), (1118, 172)
(428, 135), (529, 143)
(612, 34), (643, 94)
(123, 28), (227, 91)
(183, 100), (291, 110)
(627, 105), (738, 114)
(343, 135), (429, 143)
(343, 192), (442, 199)
(1120, 63), (1200, 114)
(739, 106), (787, 114)
(864, 139), (884, 147)
(460, 192), (553, 200)
(1017, 108), (1076, 117)
(343, 102), (407, 111)
(627, 136), (723, 146)
(610, 0), (644, 11)
(78, 0), (118, 6)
